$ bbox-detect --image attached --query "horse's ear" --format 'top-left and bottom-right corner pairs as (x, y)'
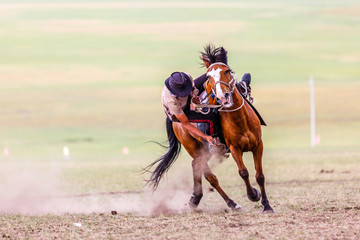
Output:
(201, 54), (210, 68)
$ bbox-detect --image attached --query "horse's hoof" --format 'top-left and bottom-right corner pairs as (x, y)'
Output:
(232, 204), (243, 212)
(186, 202), (202, 213)
(188, 194), (202, 209)
(227, 199), (242, 211)
(263, 209), (274, 214)
(262, 206), (274, 214)
(248, 188), (261, 202)
(188, 201), (198, 209)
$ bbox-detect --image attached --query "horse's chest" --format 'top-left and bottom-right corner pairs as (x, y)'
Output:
(229, 132), (257, 151)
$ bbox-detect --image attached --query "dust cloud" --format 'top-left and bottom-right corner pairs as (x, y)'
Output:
(0, 161), (194, 216)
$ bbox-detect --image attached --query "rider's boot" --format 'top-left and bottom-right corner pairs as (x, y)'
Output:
(236, 73), (253, 103)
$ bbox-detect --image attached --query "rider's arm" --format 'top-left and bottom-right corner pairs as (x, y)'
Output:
(175, 113), (215, 145)
(193, 73), (208, 92)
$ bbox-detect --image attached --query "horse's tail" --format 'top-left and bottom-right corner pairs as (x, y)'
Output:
(144, 118), (181, 190)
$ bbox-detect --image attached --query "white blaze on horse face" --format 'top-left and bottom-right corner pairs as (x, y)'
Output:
(207, 67), (225, 99)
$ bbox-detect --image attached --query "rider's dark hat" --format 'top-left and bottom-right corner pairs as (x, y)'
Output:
(165, 72), (192, 97)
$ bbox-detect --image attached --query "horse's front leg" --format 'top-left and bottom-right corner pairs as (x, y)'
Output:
(230, 146), (261, 203)
(202, 159), (242, 210)
(188, 158), (203, 208)
(252, 140), (274, 213)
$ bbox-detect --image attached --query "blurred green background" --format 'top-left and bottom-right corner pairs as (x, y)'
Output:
(0, 0), (359, 193)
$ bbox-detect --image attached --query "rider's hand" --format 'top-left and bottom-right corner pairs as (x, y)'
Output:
(193, 96), (200, 104)
(205, 135), (216, 146)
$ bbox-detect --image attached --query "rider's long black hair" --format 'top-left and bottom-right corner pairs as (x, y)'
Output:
(144, 117), (181, 189)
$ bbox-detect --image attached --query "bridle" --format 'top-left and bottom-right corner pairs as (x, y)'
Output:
(192, 62), (245, 114)
(208, 62), (238, 92)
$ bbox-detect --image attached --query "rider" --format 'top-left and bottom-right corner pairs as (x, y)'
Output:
(162, 61), (255, 151)
(162, 71), (218, 146)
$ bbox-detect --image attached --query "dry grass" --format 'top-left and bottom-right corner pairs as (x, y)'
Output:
(1, 151), (359, 239)
(1, 178), (359, 240)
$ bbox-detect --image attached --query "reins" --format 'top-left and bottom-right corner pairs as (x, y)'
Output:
(219, 88), (245, 112)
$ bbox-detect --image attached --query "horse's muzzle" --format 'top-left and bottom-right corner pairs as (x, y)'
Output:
(220, 92), (234, 108)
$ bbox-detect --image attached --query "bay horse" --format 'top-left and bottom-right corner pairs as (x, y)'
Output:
(146, 45), (273, 213)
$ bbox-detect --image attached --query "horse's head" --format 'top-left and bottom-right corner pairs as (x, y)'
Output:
(206, 62), (237, 108)
(200, 44), (237, 108)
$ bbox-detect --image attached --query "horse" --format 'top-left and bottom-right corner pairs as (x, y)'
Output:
(145, 45), (274, 213)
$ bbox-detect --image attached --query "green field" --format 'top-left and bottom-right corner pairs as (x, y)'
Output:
(0, 1), (360, 239)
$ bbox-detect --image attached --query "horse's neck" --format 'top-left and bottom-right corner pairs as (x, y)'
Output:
(221, 89), (251, 127)
(221, 88), (262, 146)
(232, 90), (249, 119)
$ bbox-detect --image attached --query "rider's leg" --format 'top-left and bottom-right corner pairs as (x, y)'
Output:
(236, 73), (253, 103)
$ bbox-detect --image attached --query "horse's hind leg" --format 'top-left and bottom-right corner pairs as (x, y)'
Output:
(202, 160), (242, 210)
(253, 140), (274, 213)
(189, 157), (204, 208)
(173, 123), (205, 208)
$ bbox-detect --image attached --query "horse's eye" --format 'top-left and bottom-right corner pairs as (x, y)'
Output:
(225, 69), (231, 74)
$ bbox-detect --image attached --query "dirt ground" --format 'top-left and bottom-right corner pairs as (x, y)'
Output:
(1, 177), (359, 240)
(1, 207), (359, 240)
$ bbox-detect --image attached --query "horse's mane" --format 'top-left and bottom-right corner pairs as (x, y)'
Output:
(200, 44), (228, 67)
